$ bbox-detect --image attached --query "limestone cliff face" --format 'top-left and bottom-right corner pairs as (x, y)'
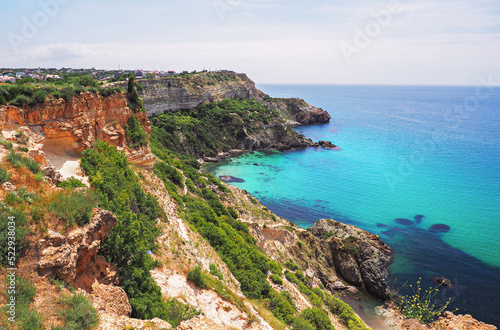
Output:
(0, 92), (155, 168)
(136, 72), (330, 126)
(136, 72), (265, 116)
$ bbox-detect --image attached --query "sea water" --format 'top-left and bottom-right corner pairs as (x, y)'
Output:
(206, 85), (500, 326)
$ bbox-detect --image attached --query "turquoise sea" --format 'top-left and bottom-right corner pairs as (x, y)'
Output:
(207, 85), (500, 326)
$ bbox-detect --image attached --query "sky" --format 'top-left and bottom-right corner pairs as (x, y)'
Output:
(1, 0), (499, 85)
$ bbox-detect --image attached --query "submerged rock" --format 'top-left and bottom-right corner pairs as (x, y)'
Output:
(218, 175), (245, 183)
(430, 276), (453, 288)
(395, 218), (413, 225)
(429, 224), (451, 233)
(414, 214), (424, 223)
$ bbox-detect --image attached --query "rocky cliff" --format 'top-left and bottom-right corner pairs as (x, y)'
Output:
(0, 91), (155, 169)
(135, 71), (330, 126)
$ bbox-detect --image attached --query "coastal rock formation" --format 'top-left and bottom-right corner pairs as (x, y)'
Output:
(136, 72), (265, 116)
(308, 218), (393, 299)
(0, 92), (154, 168)
(37, 208), (119, 292)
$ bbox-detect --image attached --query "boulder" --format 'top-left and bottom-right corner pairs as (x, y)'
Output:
(37, 208), (118, 292)
(308, 218), (393, 299)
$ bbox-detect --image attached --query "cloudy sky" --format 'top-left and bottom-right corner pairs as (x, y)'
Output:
(1, 0), (499, 85)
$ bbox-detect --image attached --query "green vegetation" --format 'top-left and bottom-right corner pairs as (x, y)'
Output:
(324, 294), (367, 330)
(54, 293), (99, 330)
(0, 276), (44, 329)
(58, 177), (86, 189)
(294, 308), (334, 330)
(267, 290), (296, 324)
(50, 190), (98, 227)
(5, 187), (38, 205)
(81, 141), (191, 324)
(6, 151), (40, 174)
(269, 274), (283, 285)
(0, 167), (11, 183)
(341, 236), (359, 256)
(397, 279), (452, 324)
(150, 98), (280, 157)
(126, 74), (144, 112)
(284, 261), (300, 271)
(187, 266), (207, 289)
(0, 206), (28, 266)
(163, 298), (201, 328)
(209, 263), (224, 280)
(0, 75), (123, 107)
(125, 116), (147, 149)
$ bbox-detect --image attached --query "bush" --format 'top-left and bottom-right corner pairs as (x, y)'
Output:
(58, 176), (86, 189)
(0, 167), (11, 183)
(51, 190), (97, 227)
(270, 274), (283, 285)
(163, 298), (200, 328)
(125, 116), (147, 149)
(2, 276), (44, 329)
(268, 290), (296, 324)
(296, 308), (334, 330)
(325, 294), (367, 329)
(81, 141), (165, 320)
(153, 162), (184, 188)
(56, 293), (99, 330)
(187, 266), (207, 289)
(285, 261), (300, 271)
(0, 206), (28, 266)
(397, 279), (452, 324)
(209, 263), (224, 280)
(6, 151), (40, 174)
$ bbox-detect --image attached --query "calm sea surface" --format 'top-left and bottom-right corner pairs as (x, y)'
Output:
(206, 85), (500, 326)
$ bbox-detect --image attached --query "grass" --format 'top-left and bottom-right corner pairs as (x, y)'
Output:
(54, 293), (99, 330)
(50, 190), (98, 227)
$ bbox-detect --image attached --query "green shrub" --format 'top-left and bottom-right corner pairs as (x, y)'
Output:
(285, 261), (299, 271)
(6, 151), (40, 174)
(270, 274), (283, 285)
(6, 151), (24, 168)
(30, 207), (44, 224)
(0, 167), (11, 183)
(51, 190), (97, 227)
(187, 266), (207, 289)
(81, 141), (165, 320)
(209, 263), (224, 280)
(58, 176), (86, 189)
(268, 290), (296, 324)
(2, 276), (44, 329)
(19, 146), (29, 152)
(56, 293), (99, 330)
(163, 298), (201, 328)
(296, 308), (334, 330)
(325, 294), (367, 329)
(125, 116), (147, 149)
(2, 140), (13, 150)
(269, 259), (283, 275)
(341, 236), (359, 256)
(153, 162), (184, 188)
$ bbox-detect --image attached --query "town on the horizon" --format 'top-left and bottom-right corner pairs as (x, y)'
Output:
(0, 67), (235, 84)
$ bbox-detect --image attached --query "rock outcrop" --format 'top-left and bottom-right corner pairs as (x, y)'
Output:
(0, 92), (155, 168)
(308, 219), (393, 299)
(135, 72), (266, 116)
(37, 208), (119, 292)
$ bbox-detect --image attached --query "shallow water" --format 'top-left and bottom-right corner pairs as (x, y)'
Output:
(207, 85), (500, 326)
